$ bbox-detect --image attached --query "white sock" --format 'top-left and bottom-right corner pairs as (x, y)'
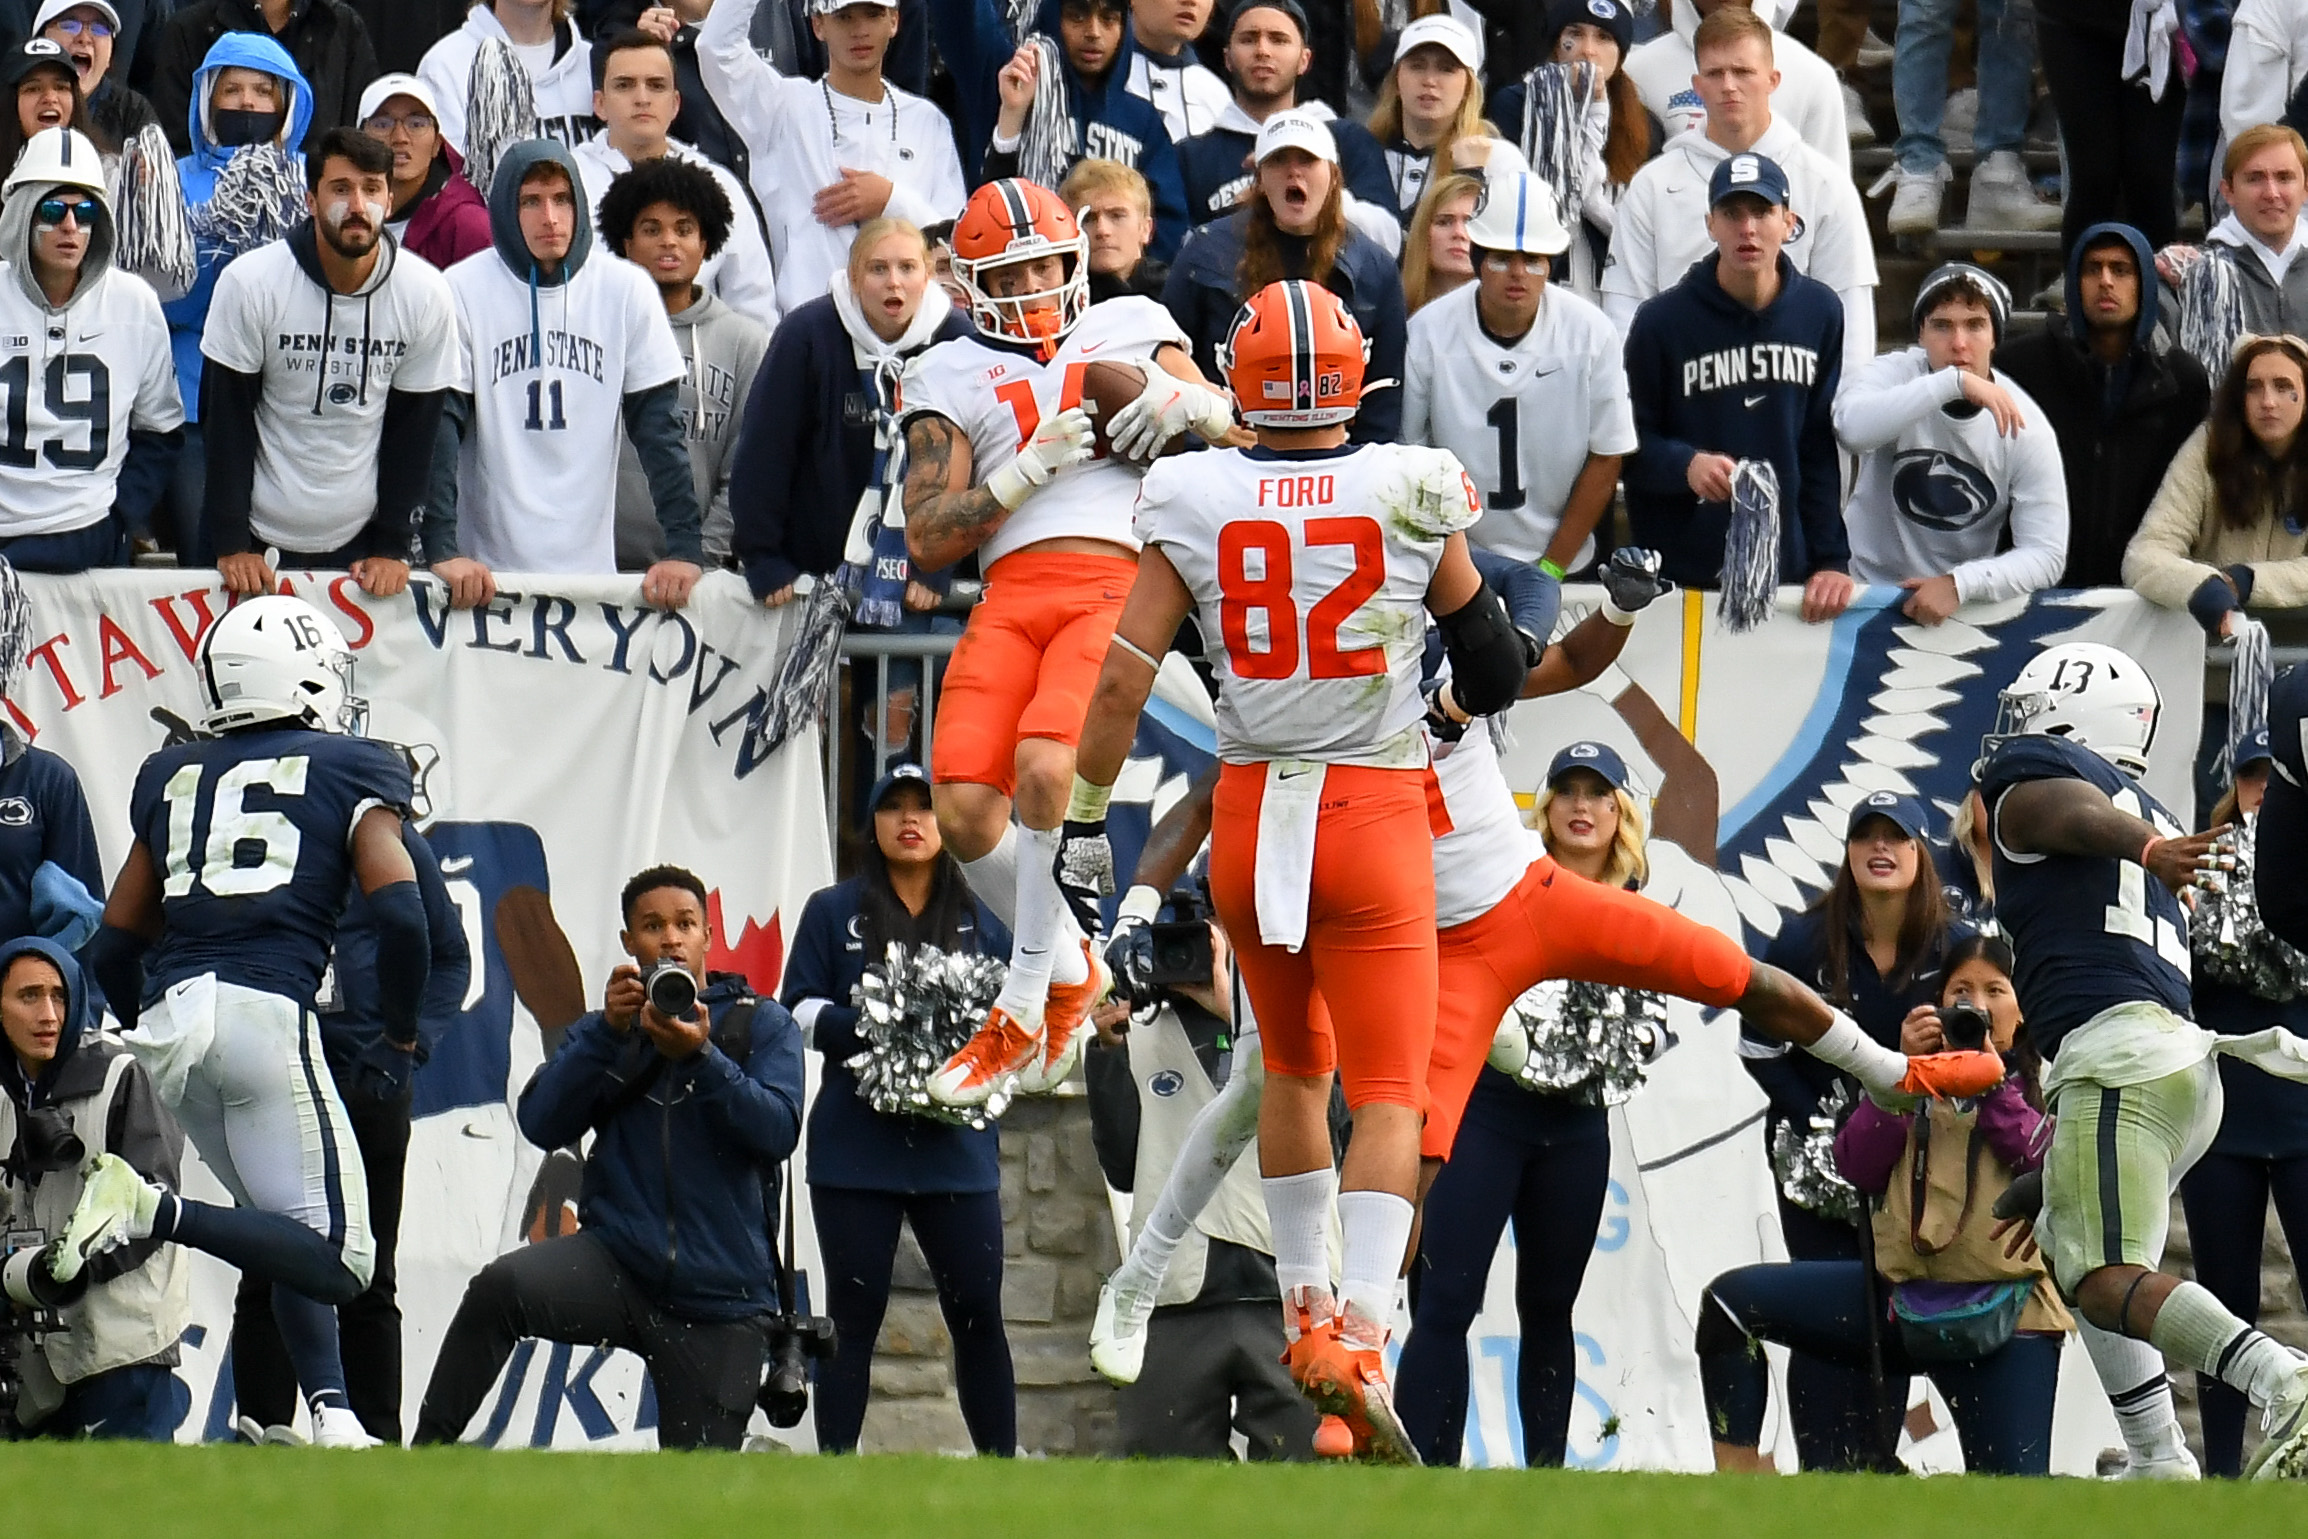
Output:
(1049, 908), (1089, 989)
(1336, 1189), (1414, 1337)
(1804, 1010), (1910, 1095)
(1263, 1167), (1337, 1299)
(993, 825), (1064, 1019)
(2151, 1280), (2303, 1410)
(2078, 1318), (2186, 1463)
(960, 824), (1019, 930)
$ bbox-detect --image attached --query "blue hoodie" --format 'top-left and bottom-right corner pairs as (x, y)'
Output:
(928, 0), (1190, 259)
(161, 32), (314, 422)
(517, 974), (805, 1320)
(1623, 253), (1847, 588)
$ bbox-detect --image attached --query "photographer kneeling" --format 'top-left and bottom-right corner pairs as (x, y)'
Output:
(2, 938), (188, 1440)
(413, 867), (804, 1452)
(1696, 935), (2067, 1475)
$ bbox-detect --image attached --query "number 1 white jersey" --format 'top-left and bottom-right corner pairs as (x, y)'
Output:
(1401, 284), (1636, 566)
(444, 248), (684, 573)
(1136, 442), (1481, 768)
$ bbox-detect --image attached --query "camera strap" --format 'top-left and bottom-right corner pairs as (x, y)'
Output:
(592, 998), (763, 1133)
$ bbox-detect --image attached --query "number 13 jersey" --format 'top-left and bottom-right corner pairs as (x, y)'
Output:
(129, 728), (413, 1008)
(1137, 442), (1480, 768)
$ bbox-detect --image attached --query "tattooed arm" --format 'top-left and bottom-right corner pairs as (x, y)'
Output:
(903, 414), (1010, 573)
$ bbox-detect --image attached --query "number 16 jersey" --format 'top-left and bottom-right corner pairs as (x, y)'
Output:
(128, 728), (412, 1009)
(1136, 442), (1481, 768)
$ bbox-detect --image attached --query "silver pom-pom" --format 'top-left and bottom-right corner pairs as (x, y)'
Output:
(846, 942), (1012, 1129)
(1489, 978), (1666, 1107)
(2194, 815), (2308, 998)
(189, 143), (304, 256)
(1771, 1080), (1860, 1222)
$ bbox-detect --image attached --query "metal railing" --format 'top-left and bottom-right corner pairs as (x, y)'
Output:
(824, 631), (960, 859)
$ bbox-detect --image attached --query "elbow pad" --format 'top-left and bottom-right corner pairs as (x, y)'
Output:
(367, 880), (432, 1047)
(1437, 581), (1528, 718)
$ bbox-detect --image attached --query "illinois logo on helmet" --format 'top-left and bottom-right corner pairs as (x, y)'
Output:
(949, 178), (1090, 358)
(1220, 279), (1369, 428)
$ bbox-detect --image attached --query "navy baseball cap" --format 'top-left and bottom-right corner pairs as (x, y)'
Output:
(1846, 789), (1929, 842)
(2237, 725), (2274, 771)
(1709, 152), (1791, 210)
(1547, 741), (1632, 792)
(864, 763), (932, 825)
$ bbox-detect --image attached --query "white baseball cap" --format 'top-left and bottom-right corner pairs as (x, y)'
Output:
(1255, 108), (1338, 165)
(1395, 13), (1482, 73)
(357, 72), (443, 128)
(32, 1), (122, 33)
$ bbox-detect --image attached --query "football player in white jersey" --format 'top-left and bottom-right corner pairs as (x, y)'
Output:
(0, 128), (181, 569)
(908, 176), (1236, 1108)
(435, 140), (702, 606)
(1057, 280), (1534, 1462)
(1402, 170), (1634, 577)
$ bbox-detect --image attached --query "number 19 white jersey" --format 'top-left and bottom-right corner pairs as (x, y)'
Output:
(1136, 442), (1480, 768)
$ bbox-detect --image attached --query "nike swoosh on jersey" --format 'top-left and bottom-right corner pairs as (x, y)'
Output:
(1079, 340), (1106, 353)
(1743, 393), (1766, 408)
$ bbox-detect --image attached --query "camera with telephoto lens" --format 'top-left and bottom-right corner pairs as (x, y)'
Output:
(757, 1308), (837, 1428)
(1147, 921), (1216, 988)
(17, 1107), (82, 1175)
(0, 1233), (66, 1441)
(642, 961), (699, 1021)
(1938, 1000), (1994, 1053)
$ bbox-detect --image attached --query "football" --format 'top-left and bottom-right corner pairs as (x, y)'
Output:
(1077, 359), (1189, 463)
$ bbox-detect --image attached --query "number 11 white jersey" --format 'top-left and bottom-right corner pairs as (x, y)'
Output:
(445, 248), (684, 573)
(1136, 442), (1480, 768)
(1401, 284), (1636, 567)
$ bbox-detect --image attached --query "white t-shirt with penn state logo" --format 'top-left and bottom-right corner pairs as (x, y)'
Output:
(0, 262), (181, 537)
(200, 237), (462, 552)
(444, 246), (684, 573)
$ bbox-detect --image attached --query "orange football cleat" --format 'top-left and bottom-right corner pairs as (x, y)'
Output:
(1284, 1306), (1420, 1466)
(1897, 1048), (2007, 1100)
(1021, 941), (1108, 1093)
(928, 1004), (1044, 1107)
(1312, 1414), (1360, 1460)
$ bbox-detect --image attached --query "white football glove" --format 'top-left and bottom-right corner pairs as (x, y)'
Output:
(986, 406), (1095, 510)
(1107, 375), (1234, 461)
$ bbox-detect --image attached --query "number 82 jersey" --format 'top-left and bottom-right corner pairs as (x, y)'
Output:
(1979, 734), (2191, 1060)
(129, 728), (413, 1009)
(1137, 442), (1481, 768)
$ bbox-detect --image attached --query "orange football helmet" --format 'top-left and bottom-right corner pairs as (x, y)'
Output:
(949, 178), (1089, 355)
(1220, 280), (1369, 428)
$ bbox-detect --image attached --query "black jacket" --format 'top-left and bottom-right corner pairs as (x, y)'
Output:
(153, 0), (378, 156)
(349, 0), (464, 76)
(1997, 221), (2212, 589)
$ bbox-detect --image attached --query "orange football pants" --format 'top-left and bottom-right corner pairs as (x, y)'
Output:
(1422, 856), (1754, 1159)
(1208, 760), (1447, 1113)
(929, 551), (1137, 795)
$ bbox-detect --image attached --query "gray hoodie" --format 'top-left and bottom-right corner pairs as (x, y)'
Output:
(614, 286), (770, 569)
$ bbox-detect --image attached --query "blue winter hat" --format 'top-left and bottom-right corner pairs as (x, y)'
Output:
(1546, 741), (1632, 792)
(1708, 151), (1790, 210)
(1547, 0), (1634, 56)
(1846, 789), (1930, 842)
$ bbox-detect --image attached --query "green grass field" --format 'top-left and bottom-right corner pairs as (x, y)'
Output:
(11, 1443), (2307, 1538)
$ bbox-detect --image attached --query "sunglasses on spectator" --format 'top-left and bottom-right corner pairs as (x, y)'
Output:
(47, 18), (113, 38)
(362, 112), (436, 135)
(34, 196), (98, 228)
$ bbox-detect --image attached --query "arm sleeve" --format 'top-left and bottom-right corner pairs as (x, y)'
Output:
(515, 1014), (626, 1149)
(1796, 312), (1849, 574)
(112, 427), (184, 531)
(728, 326), (810, 598)
(198, 364), (265, 558)
(777, 891), (863, 1060)
(365, 878), (431, 1046)
(695, 0), (804, 169)
(922, 0), (1015, 168)
(40, 763), (102, 905)
(2222, 2), (2296, 139)
(1621, 309), (1700, 494)
(980, 136), (1023, 182)
(372, 387), (447, 560)
(1973, 1075), (2053, 1175)
(1836, 285), (1877, 385)
(2122, 431), (2223, 608)
(1353, 258), (1409, 444)
(623, 380), (707, 564)
(1831, 355), (1961, 450)
(423, 390), (471, 563)
(87, 921), (150, 1032)
(708, 169), (782, 330)
(1951, 426), (2069, 604)
(1401, 315), (1432, 446)
(884, 106), (969, 227)
(1141, 130), (1192, 265)
(411, 835), (471, 1060)
(1830, 1099), (1911, 1195)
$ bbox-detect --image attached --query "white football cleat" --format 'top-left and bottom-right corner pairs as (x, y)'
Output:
(236, 1415), (307, 1447)
(2247, 1360), (2308, 1480)
(311, 1404), (381, 1449)
(1089, 1271), (1156, 1386)
(52, 1153), (160, 1282)
(2111, 1446), (2200, 1480)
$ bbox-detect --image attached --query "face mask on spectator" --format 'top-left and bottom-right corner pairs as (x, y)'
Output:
(213, 107), (282, 147)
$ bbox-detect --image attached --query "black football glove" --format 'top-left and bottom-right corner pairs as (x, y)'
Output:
(1104, 913), (1157, 1012)
(1055, 819), (1115, 937)
(1599, 547), (1674, 614)
(1421, 678), (1469, 743)
(347, 1036), (417, 1103)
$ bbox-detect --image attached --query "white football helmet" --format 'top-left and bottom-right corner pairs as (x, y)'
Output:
(198, 594), (367, 736)
(1981, 641), (2160, 777)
